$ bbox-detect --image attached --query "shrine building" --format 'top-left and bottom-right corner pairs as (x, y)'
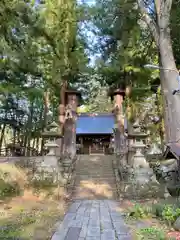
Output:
(76, 113), (115, 155)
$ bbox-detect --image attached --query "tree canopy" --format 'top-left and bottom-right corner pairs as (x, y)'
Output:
(1, 0), (180, 152)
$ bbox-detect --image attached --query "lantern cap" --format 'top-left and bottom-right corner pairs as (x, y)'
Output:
(108, 87), (126, 99)
(48, 121), (59, 128)
(65, 88), (82, 106)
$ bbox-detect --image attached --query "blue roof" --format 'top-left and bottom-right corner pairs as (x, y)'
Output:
(76, 114), (115, 134)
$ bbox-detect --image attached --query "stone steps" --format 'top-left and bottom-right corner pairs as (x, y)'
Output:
(75, 173), (114, 177)
(75, 176), (116, 180)
(72, 155), (117, 200)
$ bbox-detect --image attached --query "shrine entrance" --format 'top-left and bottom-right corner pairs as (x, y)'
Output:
(77, 134), (113, 155)
(76, 113), (115, 155)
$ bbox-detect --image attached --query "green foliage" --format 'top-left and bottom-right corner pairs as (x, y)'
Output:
(137, 227), (168, 240)
(128, 202), (180, 227)
(128, 204), (151, 219)
(151, 203), (180, 225)
(0, 179), (20, 199)
(162, 205), (180, 225)
(0, 0), (89, 150)
(29, 178), (57, 191)
(90, 0), (157, 97)
(128, 204), (180, 225)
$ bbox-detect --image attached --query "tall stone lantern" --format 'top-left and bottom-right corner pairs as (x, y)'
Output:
(62, 89), (81, 172)
(130, 122), (149, 169)
(125, 121), (161, 198)
(41, 121), (64, 183)
(127, 121), (148, 166)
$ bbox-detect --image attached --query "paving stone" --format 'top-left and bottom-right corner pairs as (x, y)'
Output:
(101, 229), (116, 240)
(68, 201), (82, 213)
(114, 224), (130, 235)
(86, 237), (100, 240)
(100, 213), (110, 220)
(51, 232), (62, 240)
(117, 234), (133, 240)
(63, 213), (76, 223)
(101, 220), (113, 229)
(90, 215), (100, 221)
(77, 207), (86, 215)
(87, 227), (100, 237)
(76, 214), (85, 220)
(84, 210), (91, 217)
(112, 220), (127, 228)
(111, 215), (124, 222)
(51, 228), (69, 240)
(82, 217), (90, 225)
(51, 200), (131, 240)
(89, 219), (100, 227)
(68, 219), (83, 227)
(79, 224), (88, 238)
(65, 227), (81, 240)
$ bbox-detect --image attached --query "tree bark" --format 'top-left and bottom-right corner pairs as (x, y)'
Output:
(159, 31), (180, 142)
(138, 0), (180, 142)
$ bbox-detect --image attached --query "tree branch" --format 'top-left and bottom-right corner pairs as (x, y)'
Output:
(137, 0), (159, 45)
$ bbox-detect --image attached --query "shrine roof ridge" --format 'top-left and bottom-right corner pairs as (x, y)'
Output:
(78, 112), (114, 116)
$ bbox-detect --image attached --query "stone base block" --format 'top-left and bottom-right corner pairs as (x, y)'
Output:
(119, 166), (164, 199)
(119, 181), (164, 199)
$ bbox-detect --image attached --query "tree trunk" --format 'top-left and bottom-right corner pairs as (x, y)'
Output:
(0, 123), (6, 153)
(159, 30), (180, 142)
(41, 91), (49, 155)
(63, 119), (76, 158)
(138, 0), (178, 143)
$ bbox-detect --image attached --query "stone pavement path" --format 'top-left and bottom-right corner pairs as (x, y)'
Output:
(51, 200), (132, 240)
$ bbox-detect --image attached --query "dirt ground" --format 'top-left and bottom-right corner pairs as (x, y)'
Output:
(0, 163), (69, 240)
(0, 189), (69, 240)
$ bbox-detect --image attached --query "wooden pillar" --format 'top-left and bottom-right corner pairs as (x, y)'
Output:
(63, 90), (81, 170)
(114, 90), (125, 133)
(108, 88), (126, 152)
(58, 81), (67, 156)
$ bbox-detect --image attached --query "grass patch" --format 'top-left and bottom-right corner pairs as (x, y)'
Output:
(136, 227), (172, 240)
(124, 199), (180, 240)
(126, 198), (180, 226)
(0, 163), (27, 200)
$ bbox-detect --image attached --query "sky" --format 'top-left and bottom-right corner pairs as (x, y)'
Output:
(77, 0), (100, 66)
(77, 0), (96, 5)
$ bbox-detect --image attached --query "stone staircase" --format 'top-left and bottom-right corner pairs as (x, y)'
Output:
(72, 155), (117, 200)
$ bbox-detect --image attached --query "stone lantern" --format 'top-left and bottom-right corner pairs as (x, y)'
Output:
(130, 122), (149, 169)
(129, 122), (159, 187)
(62, 89), (81, 173)
(122, 121), (162, 199)
(127, 121), (148, 166)
(41, 121), (64, 183)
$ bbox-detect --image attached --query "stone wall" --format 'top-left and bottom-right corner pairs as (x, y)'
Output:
(0, 156), (77, 189)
